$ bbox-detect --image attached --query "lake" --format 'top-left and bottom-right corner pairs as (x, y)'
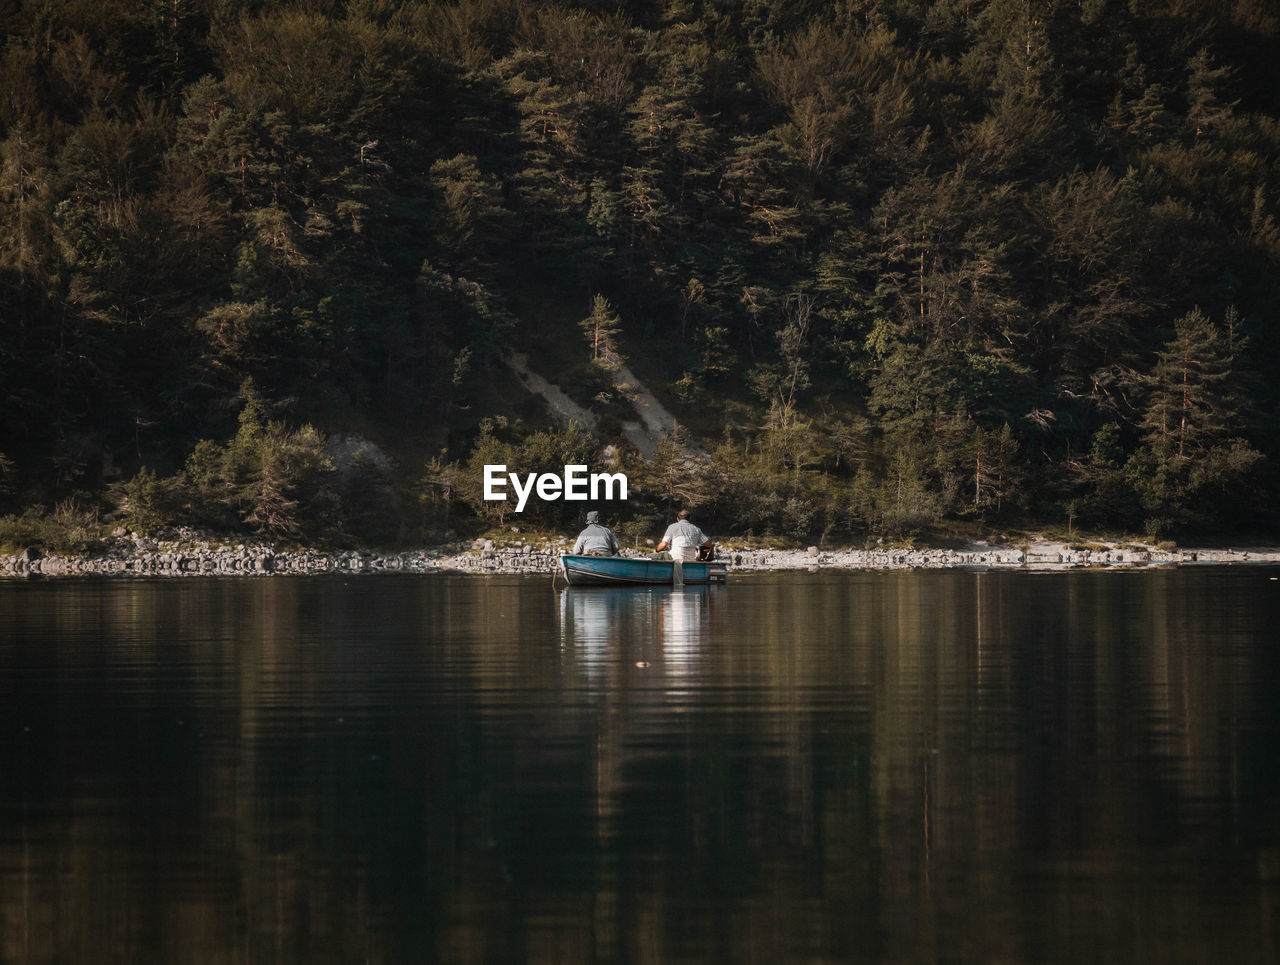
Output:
(2, 569), (1278, 963)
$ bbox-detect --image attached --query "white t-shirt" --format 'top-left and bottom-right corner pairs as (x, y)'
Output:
(661, 519), (707, 561)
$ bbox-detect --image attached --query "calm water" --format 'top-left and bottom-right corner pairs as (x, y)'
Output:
(2, 569), (1278, 963)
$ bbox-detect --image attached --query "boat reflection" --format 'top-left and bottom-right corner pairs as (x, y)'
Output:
(557, 585), (718, 678)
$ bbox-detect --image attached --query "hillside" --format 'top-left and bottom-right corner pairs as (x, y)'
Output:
(2, 0), (1280, 549)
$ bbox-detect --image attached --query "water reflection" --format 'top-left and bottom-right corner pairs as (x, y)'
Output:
(1, 570), (1278, 963)
(557, 586), (716, 676)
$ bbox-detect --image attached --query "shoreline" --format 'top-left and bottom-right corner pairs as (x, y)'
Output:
(4, 536), (1280, 579)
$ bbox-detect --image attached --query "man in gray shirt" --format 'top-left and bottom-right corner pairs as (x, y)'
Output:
(656, 509), (713, 561)
(572, 511), (620, 556)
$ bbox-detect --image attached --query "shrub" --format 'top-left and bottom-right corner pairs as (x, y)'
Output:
(0, 501), (103, 554)
(121, 468), (180, 535)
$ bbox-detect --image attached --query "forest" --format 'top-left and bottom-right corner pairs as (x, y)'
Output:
(2, 0), (1279, 550)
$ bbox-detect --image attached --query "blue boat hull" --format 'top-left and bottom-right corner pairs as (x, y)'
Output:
(559, 554), (728, 586)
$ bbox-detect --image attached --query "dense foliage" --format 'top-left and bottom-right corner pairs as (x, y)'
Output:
(2, 0), (1279, 546)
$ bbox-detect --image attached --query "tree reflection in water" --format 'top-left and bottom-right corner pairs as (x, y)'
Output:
(2, 571), (1278, 963)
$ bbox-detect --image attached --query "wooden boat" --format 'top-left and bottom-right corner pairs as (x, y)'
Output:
(559, 554), (728, 587)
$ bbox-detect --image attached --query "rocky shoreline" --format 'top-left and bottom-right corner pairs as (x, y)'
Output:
(3, 535), (1280, 579)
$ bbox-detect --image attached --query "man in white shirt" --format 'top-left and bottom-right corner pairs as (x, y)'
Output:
(656, 509), (713, 561)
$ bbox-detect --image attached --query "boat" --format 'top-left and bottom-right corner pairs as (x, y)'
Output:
(558, 554), (728, 587)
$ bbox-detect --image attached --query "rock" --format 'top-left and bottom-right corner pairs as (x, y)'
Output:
(327, 434), (396, 480)
(807, 546), (819, 557)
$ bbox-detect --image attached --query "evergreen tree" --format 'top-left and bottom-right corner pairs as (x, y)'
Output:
(1127, 308), (1263, 534)
(579, 294), (624, 371)
(1139, 308), (1237, 461)
(1186, 47), (1237, 139)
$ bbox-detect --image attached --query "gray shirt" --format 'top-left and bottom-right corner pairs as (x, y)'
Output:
(573, 523), (619, 556)
(661, 519), (708, 560)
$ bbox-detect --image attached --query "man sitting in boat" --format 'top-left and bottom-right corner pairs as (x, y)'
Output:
(655, 509), (714, 561)
(572, 511), (620, 557)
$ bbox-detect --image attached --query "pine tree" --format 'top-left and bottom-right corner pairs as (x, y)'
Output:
(1186, 48), (1237, 140)
(579, 294), (624, 371)
(1127, 308), (1263, 534)
(1140, 308), (1234, 461)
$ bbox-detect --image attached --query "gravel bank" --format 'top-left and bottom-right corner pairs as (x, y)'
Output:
(727, 543), (1280, 570)
(3, 536), (1279, 579)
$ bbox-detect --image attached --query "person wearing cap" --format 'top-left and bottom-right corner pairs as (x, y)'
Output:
(572, 511), (620, 557)
(656, 509), (713, 562)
